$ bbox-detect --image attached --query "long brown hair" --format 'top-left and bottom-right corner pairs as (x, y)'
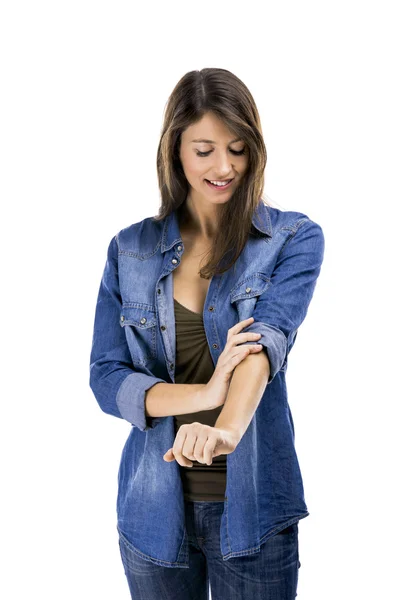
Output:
(154, 68), (269, 279)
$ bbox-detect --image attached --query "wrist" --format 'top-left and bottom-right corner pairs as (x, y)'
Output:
(196, 383), (215, 411)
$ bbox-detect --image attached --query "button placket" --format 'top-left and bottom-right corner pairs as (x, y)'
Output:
(156, 250), (183, 378)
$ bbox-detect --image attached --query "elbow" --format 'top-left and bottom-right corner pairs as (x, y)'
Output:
(89, 365), (124, 420)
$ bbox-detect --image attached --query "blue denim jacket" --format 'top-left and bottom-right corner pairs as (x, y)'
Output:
(89, 200), (325, 568)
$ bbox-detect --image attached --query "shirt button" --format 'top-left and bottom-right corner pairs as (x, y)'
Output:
(177, 245), (182, 251)
(245, 287), (252, 293)
(172, 258), (178, 264)
(161, 325), (166, 331)
(140, 317), (147, 324)
(208, 306), (214, 311)
(170, 363), (174, 369)
(120, 315), (125, 322)
(212, 343), (218, 349)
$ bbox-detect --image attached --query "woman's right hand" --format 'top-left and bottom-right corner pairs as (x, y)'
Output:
(200, 317), (263, 410)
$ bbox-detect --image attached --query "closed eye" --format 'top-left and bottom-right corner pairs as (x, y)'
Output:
(196, 148), (246, 157)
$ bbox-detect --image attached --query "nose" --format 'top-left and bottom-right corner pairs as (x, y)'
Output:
(212, 150), (235, 178)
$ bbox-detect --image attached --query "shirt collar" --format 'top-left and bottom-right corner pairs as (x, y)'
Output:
(160, 199), (272, 253)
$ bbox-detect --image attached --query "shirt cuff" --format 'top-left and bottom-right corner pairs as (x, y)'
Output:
(116, 372), (167, 431)
(242, 322), (288, 383)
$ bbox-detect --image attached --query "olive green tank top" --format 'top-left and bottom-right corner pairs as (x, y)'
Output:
(173, 298), (227, 501)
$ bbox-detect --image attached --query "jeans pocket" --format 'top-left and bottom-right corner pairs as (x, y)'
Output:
(277, 524), (295, 535)
(118, 533), (160, 575)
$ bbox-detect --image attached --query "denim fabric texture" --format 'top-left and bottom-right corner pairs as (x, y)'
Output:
(118, 501), (301, 599)
(89, 200), (325, 568)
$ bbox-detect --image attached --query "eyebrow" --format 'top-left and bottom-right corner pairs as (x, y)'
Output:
(190, 137), (243, 144)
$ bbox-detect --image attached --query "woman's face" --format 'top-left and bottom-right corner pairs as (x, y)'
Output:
(179, 112), (249, 206)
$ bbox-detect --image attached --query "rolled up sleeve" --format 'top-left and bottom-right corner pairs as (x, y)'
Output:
(116, 372), (166, 431)
(243, 218), (325, 383)
(89, 234), (166, 431)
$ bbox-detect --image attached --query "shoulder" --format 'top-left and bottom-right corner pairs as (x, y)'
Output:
(114, 214), (164, 255)
(263, 202), (320, 232)
(259, 203), (324, 261)
(262, 203), (324, 245)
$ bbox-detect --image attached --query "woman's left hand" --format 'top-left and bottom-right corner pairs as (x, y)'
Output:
(163, 422), (240, 467)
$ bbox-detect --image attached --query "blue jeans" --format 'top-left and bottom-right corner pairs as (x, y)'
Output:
(118, 500), (301, 599)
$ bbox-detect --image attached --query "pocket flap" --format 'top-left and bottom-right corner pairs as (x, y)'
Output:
(230, 273), (270, 303)
(119, 304), (157, 328)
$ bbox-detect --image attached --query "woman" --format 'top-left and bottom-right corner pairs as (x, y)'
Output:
(89, 68), (325, 599)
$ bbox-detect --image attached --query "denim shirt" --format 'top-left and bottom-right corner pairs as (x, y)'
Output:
(89, 200), (325, 568)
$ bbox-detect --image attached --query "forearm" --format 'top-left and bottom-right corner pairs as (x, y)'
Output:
(214, 350), (271, 440)
(145, 382), (207, 417)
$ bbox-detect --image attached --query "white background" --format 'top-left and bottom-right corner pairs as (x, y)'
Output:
(1, 1), (399, 598)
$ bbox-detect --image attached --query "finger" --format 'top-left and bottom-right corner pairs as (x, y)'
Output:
(234, 331), (262, 344)
(173, 431), (194, 467)
(193, 432), (210, 464)
(216, 346), (250, 373)
(233, 343), (262, 356)
(225, 333), (262, 354)
(165, 447), (192, 467)
(231, 346), (252, 359)
(174, 449), (193, 467)
(182, 434), (197, 462)
(228, 317), (254, 338)
(163, 448), (175, 462)
(203, 436), (217, 466)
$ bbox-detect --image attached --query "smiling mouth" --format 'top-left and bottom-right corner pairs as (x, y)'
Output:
(205, 178), (234, 190)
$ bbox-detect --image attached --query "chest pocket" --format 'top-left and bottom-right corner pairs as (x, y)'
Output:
(230, 273), (271, 321)
(119, 303), (157, 366)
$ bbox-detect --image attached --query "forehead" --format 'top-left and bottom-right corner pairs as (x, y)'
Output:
(182, 112), (239, 143)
